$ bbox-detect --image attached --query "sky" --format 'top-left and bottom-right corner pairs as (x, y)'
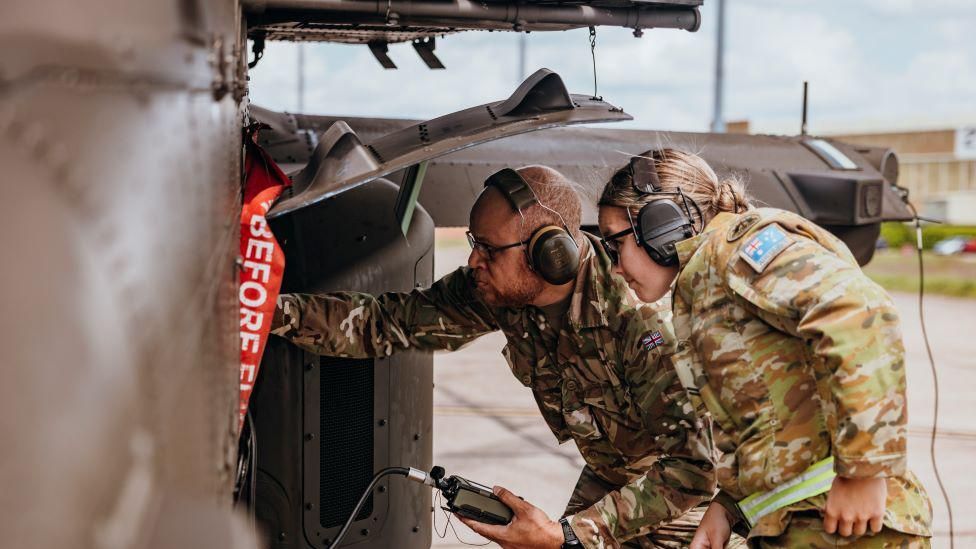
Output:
(248, 0), (976, 135)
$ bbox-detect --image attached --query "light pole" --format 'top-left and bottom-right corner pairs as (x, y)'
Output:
(297, 43), (305, 112)
(518, 33), (527, 83)
(710, 0), (726, 132)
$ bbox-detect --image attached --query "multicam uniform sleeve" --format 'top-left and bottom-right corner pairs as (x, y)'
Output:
(570, 305), (716, 548)
(725, 223), (908, 479)
(270, 267), (499, 357)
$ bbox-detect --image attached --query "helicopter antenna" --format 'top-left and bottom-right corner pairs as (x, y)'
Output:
(801, 81), (809, 136)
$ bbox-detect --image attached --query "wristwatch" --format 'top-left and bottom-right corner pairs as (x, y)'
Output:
(559, 517), (582, 548)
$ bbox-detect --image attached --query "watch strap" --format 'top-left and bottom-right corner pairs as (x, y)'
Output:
(559, 517), (581, 548)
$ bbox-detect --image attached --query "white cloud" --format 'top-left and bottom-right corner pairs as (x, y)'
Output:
(861, 0), (918, 16)
(861, 0), (976, 16)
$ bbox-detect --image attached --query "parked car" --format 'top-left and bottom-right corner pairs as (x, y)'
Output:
(932, 236), (969, 255)
(964, 238), (976, 253)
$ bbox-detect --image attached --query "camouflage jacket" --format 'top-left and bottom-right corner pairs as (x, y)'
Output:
(271, 234), (715, 548)
(670, 208), (932, 538)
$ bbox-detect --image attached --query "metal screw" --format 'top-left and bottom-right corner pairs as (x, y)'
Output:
(361, 529), (370, 536)
(413, 526), (420, 533)
(378, 419), (387, 427)
(378, 485), (386, 493)
(305, 433), (314, 441)
(306, 503), (314, 510)
(413, 433), (421, 441)
(279, 532), (287, 541)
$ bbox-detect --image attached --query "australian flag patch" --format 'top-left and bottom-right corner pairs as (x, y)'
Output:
(641, 330), (666, 351)
(739, 225), (794, 273)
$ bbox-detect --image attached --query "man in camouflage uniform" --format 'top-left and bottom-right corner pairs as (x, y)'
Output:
(271, 166), (716, 548)
(669, 207), (932, 547)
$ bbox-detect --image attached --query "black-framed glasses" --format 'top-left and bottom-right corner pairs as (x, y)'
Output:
(465, 231), (528, 261)
(599, 227), (634, 265)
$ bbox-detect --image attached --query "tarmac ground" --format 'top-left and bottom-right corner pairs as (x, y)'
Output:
(429, 243), (976, 548)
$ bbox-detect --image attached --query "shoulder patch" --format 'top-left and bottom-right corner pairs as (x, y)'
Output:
(739, 225), (794, 273)
(640, 330), (666, 352)
(727, 213), (761, 242)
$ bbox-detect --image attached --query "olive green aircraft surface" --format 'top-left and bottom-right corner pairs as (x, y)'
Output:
(0, 1), (913, 548)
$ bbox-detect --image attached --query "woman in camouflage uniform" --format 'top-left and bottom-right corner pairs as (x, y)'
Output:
(595, 149), (932, 548)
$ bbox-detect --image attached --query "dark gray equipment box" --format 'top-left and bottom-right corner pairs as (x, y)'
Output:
(253, 177), (435, 549)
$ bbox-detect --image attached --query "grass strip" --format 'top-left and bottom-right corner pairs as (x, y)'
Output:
(867, 273), (976, 299)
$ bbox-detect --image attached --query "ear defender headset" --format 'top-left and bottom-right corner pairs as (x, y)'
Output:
(626, 151), (703, 267)
(483, 168), (581, 285)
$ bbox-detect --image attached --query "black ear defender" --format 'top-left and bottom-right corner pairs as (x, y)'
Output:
(484, 168), (581, 285)
(627, 150), (701, 267)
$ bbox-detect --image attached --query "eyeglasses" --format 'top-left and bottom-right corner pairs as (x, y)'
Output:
(466, 231), (528, 261)
(599, 227), (634, 266)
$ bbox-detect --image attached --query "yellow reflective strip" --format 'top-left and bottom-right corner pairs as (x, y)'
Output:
(737, 457), (836, 527)
(745, 470), (835, 523)
(739, 457), (834, 513)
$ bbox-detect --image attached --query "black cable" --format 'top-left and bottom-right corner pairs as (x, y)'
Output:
(906, 205), (954, 548)
(233, 411), (257, 512)
(429, 478), (490, 546)
(445, 510), (492, 547)
(248, 410), (257, 513)
(588, 26), (600, 100)
(433, 491), (450, 539)
(327, 467), (410, 549)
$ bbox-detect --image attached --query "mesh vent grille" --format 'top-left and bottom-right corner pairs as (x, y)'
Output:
(319, 357), (375, 528)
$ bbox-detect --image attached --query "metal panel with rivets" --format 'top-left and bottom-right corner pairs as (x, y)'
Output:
(0, 1), (253, 547)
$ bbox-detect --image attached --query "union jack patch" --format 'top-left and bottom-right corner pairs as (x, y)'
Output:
(641, 330), (666, 351)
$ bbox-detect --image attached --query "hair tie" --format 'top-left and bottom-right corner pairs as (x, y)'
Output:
(719, 181), (741, 213)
